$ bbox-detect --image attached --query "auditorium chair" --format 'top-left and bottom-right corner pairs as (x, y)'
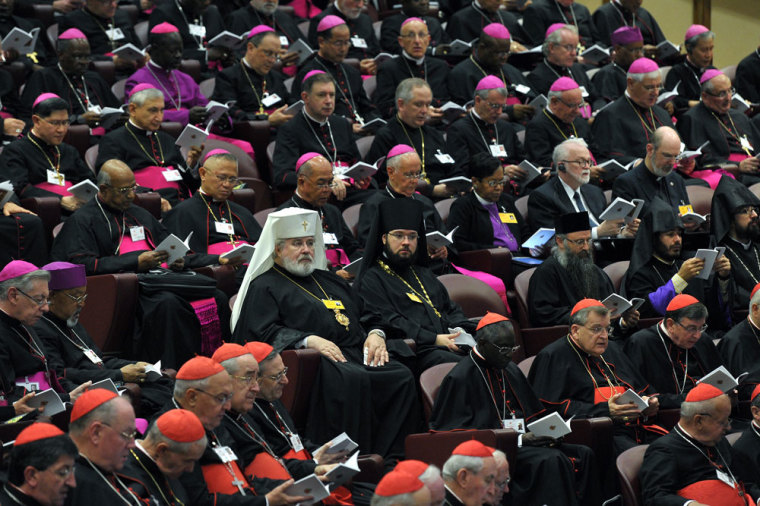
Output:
(229, 188), (256, 214)
(231, 121), (271, 182)
(195, 139), (260, 180)
(517, 355), (535, 377)
(603, 260), (629, 293)
(134, 21), (149, 46)
(514, 195), (529, 224)
(433, 198), (455, 224)
(193, 265), (237, 298)
(356, 135), (375, 161)
(363, 75), (377, 100)
(437, 273), (508, 317)
(238, 177), (274, 212)
(199, 78), (215, 98)
(342, 203), (363, 238)
(91, 60), (116, 86)
(132, 192), (161, 219)
(419, 362), (455, 422)
(253, 207), (277, 228)
(456, 248), (514, 287)
(512, 268), (569, 357)
(616, 444), (647, 506)
(750, 182), (760, 200)
(63, 124), (91, 159)
(179, 60), (201, 83)
(20, 197), (61, 249)
(405, 429), (519, 474)
(685, 185), (713, 216)
(112, 78), (127, 102)
(84, 145), (99, 173)
(79, 273), (139, 357)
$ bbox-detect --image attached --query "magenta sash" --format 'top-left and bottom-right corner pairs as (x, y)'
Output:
(207, 133), (255, 162)
(15, 371), (51, 392)
(689, 168), (735, 190)
(325, 248), (350, 268)
(134, 165), (181, 191)
(91, 126), (106, 136)
(35, 179), (73, 196)
(451, 264), (511, 313)
(208, 240), (249, 256)
(507, 96), (521, 106)
(286, 0), (321, 19)
(0, 111), (12, 119)
(191, 297), (223, 356)
(120, 236), (151, 254)
(729, 153), (750, 163)
(580, 104), (592, 119)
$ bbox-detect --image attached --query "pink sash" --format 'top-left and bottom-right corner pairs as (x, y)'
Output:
(134, 165), (181, 192)
(15, 371), (51, 392)
(689, 169), (735, 190)
(451, 264), (511, 313)
(507, 96), (521, 106)
(729, 153), (750, 163)
(208, 240), (248, 256)
(286, 0), (321, 19)
(120, 236), (151, 254)
(325, 248), (350, 268)
(191, 297), (223, 356)
(580, 104), (592, 119)
(0, 111), (12, 119)
(35, 179), (73, 196)
(91, 126), (106, 136)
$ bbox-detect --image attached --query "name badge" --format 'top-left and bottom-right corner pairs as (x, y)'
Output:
(15, 376), (40, 391)
(129, 226), (145, 242)
(106, 27), (125, 41)
(350, 36), (367, 48)
(46, 170), (66, 186)
(323, 299), (345, 310)
(215, 221), (235, 234)
(279, 36), (289, 47)
(514, 84), (531, 95)
(716, 469), (735, 487)
(289, 434), (304, 452)
(83, 349), (103, 364)
(434, 150), (454, 164)
(502, 418), (526, 433)
(162, 169), (182, 182)
(500, 212), (517, 224)
(213, 445), (237, 463)
(188, 23), (206, 38)
(323, 232), (339, 245)
(579, 86), (589, 98)
(678, 205), (694, 215)
(407, 292), (422, 303)
(490, 144), (507, 157)
(261, 93), (281, 108)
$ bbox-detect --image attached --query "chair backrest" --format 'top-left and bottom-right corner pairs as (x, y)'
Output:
(199, 77), (216, 98)
(363, 75), (377, 100)
(283, 77), (294, 94)
(254, 207), (277, 228)
(660, 66), (672, 84)
(297, 20), (309, 39)
(63, 125), (91, 159)
(514, 195), (529, 223)
(437, 274), (507, 318)
(419, 362), (456, 422)
(239, 177), (274, 212)
(46, 23), (58, 48)
(434, 198), (455, 225)
(231, 121), (271, 182)
(603, 260), (630, 293)
(342, 203), (362, 238)
(749, 182), (760, 200)
(85, 144), (99, 174)
(616, 444), (648, 506)
(179, 60), (201, 83)
(513, 267), (536, 328)
(603, 189), (612, 205)
(132, 192), (161, 219)
(134, 21), (149, 47)
(686, 183), (714, 216)
(159, 122), (184, 139)
(229, 188), (256, 214)
(266, 141), (276, 167)
(721, 64), (738, 85)
(356, 135), (375, 161)
(517, 356), (535, 377)
(79, 273), (139, 355)
(112, 78), (127, 103)
(90, 60), (116, 86)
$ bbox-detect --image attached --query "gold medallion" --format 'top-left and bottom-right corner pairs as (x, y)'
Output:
(334, 309), (350, 330)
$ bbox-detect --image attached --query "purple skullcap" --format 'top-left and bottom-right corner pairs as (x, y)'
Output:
(628, 57), (659, 74)
(59, 28), (87, 40)
(401, 17), (424, 27)
(42, 262), (85, 290)
(476, 75), (506, 91)
(482, 23), (510, 40)
(545, 23), (566, 38)
(296, 152), (324, 172)
(150, 22), (179, 34)
(699, 68), (723, 84)
(550, 76), (579, 92)
(611, 26), (643, 46)
(128, 83), (157, 97)
(248, 25), (275, 39)
(203, 148), (231, 164)
(317, 15), (346, 33)
(302, 69), (326, 83)
(0, 260), (38, 283)
(387, 144), (415, 159)
(32, 93), (61, 108)
(685, 24), (709, 41)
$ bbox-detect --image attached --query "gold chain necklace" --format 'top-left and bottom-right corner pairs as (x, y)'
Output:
(710, 110), (752, 155)
(397, 116), (429, 183)
(566, 335), (619, 399)
(130, 449), (185, 506)
(28, 134), (63, 183)
(273, 266), (350, 329)
(543, 108), (577, 140)
(377, 259), (441, 317)
(240, 60), (267, 116)
(626, 96), (656, 134)
(125, 123), (165, 166)
(198, 192), (238, 245)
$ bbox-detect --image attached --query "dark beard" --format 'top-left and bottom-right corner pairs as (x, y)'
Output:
(555, 248), (599, 299)
(653, 237), (678, 261)
(383, 243), (418, 271)
(735, 221), (760, 243)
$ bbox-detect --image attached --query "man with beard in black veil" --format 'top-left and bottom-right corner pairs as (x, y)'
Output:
(711, 176), (760, 309)
(527, 211), (639, 334)
(622, 196), (734, 330)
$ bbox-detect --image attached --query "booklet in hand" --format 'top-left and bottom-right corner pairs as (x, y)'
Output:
(677, 141), (709, 162)
(68, 180), (99, 202)
(325, 432), (359, 454)
(285, 100), (304, 115)
(175, 124), (209, 149)
(2, 26), (39, 53)
(656, 40), (681, 60)
(615, 389), (649, 411)
(208, 30), (244, 50)
(450, 327), (477, 347)
(599, 197), (644, 223)
(602, 293), (645, 318)
(0, 180), (14, 208)
(343, 257), (363, 276)
(373, 52), (394, 65)
(657, 81), (680, 105)
(518, 159), (543, 186)
(27, 389), (66, 417)
(447, 39), (472, 55)
(289, 39), (314, 65)
(440, 101), (467, 123)
(440, 176), (472, 192)
(527, 412), (572, 439)
(154, 232), (193, 266)
(426, 227), (458, 249)
(220, 243), (255, 264)
(697, 366), (748, 392)
(521, 228), (555, 249)
(285, 474), (329, 505)
(337, 162), (377, 181)
(205, 101), (229, 123)
(597, 159), (636, 180)
(90, 378), (120, 394)
(694, 248), (719, 280)
(112, 42), (145, 60)
(528, 94), (548, 110)
(360, 117), (386, 133)
(324, 452), (360, 488)
(580, 44), (610, 65)
(681, 211), (708, 227)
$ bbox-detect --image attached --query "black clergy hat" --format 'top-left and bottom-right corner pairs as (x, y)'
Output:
(628, 196), (683, 275)
(710, 175), (760, 243)
(555, 211), (590, 234)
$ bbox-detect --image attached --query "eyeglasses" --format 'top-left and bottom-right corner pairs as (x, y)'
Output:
(705, 87), (735, 99)
(306, 177), (339, 189)
(210, 173), (240, 185)
(675, 321), (708, 334)
(736, 206), (760, 216)
(495, 476), (511, 489)
(108, 184), (137, 195)
(260, 366), (289, 382)
(564, 237), (592, 246)
(401, 171), (421, 180)
(258, 49), (281, 61)
(583, 325), (612, 335)
(39, 117), (71, 128)
(64, 292), (88, 304)
(49, 465), (75, 479)
(194, 388), (233, 405)
(641, 83), (664, 93)
(488, 341), (520, 356)
(327, 39), (351, 47)
(387, 231), (419, 241)
(698, 413), (731, 428)
(231, 373), (259, 385)
(558, 99), (585, 109)
(400, 32), (429, 40)
(482, 178), (507, 187)
(484, 100), (506, 111)
(561, 159), (593, 167)
(101, 422), (138, 442)
(16, 288), (50, 307)
(555, 43), (579, 52)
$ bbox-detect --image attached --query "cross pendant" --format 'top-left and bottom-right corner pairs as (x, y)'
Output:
(231, 478), (246, 496)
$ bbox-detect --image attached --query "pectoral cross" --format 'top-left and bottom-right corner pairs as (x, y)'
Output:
(231, 478), (246, 496)
(25, 52), (38, 63)
(57, 173), (64, 185)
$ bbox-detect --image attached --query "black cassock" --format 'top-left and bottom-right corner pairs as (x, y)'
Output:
(232, 267), (419, 458)
(529, 337), (661, 454)
(0, 485), (45, 506)
(307, 6), (380, 61)
(522, 0), (598, 48)
(430, 351), (601, 506)
(528, 61), (601, 111)
(121, 445), (192, 505)
(446, 5), (524, 45)
(211, 62), (290, 122)
(250, 398), (319, 472)
(591, 2), (665, 47)
(293, 55), (378, 125)
(365, 117), (461, 188)
(524, 107), (593, 167)
(51, 198), (230, 368)
(720, 238), (760, 310)
(623, 324), (724, 409)
(68, 455), (148, 505)
(736, 51), (760, 104)
(527, 255), (614, 327)
(227, 5), (303, 47)
(353, 261), (471, 371)
(591, 62), (627, 104)
(611, 161), (690, 215)
(641, 426), (758, 506)
(96, 122), (196, 205)
(0, 194), (47, 267)
(733, 423), (760, 490)
(718, 318), (760, 400)
(448, 191), (529, 252)
(591, 96), (673, 165)
(0, 66), (24, 138)
(665, 60), (715, 119)
(448, 56), (536, 112)
(447, 112), (524, 177)
(58, 8), (139, 60)
(148, 2), (224, 63)
(0, 15), (53, 71)
(375, 55), (450, 119)
(0, 133), (93, 200)
(379, 14), (449, 54)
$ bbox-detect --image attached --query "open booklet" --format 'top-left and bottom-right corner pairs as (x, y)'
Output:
(599, 197), (645, 223)
(693, 247), (725, 280)
(521, 228), (554, 249)
(580, 44), (610, 65)
(518, 160), (544, 186)
(26, 389), (66, 417)
(324, 451), (360, 488)
(288, 39), (315, 66)
(601, 293), (645, 318)
(657, 81), (680, 105)
(112, 43), (145, 60)
(615, 389), (649, 411)
(336, 161), (378, 181)
(68, 180), (99, 202)
(677, 141), (709, 162)
(325, 432), (359, 454)
(220, 243), (255, 263)
(439, 176), (472, 192)
(597, 159), (636, 180)
(527, 412), (573, 439)
(0, 180), (14, 208)
(175, 124), (209, 149)
(154, 232), (193, 266)
(2, 26), (40, 53)
(697, 365), (748, 392)
(426, 227), (458, 249)
(284, 474), (330, 505)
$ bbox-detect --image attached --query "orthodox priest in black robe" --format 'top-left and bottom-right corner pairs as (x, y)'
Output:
(736, 49), (760, 105)
(446, 2), (524, 45)
(710, 176), (760, 309)
(529, 299), (664, 455)
(430, 314), (602, 506)
(591, 0), (665, 48)
(522, 0), (598, 49)
(622, 197), (733, 330)
(148, 0), (225, 64)
(380, 11), (448, 55)
(228, 2), (303, 47)
(733, 388), (760, 484)
(230, 208), (419, 459)
(51, 161), (230, 369)
(623, 295), (724, 409)
(354, 198), (471, 372)
(307, 4), (380, 61)
(719, 305), (760, 401)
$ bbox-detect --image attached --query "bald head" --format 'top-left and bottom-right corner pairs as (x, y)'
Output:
(98, 160), (136, 211)
(645, 126), (681, 177)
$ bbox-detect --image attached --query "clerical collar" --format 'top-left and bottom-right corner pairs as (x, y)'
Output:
(684, 56), (703, 73)
(147, 59), (167, 72)
(443, 485), (466, 506)
(473, 189), (491, 206)
(293, 191), (319, 210)
(624, 90), (647, 111)
(652, 254), (675, 266)
(134, 441), (157, 465)
(303, 108), (328, 126)
(546, 58), (568, 73)
(27, 130), (51, 147)
(84, 5), (110, 22)
(727, 235), (753, 251)
(198, 188), (225, 203)
(402, 50), (424, 65)
(471, 108), (485, 122)
(127, 119), (153, 136)
(473, 0), (484, 9)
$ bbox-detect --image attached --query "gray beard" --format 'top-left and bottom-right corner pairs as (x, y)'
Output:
(554, 247), (599, 299)
(282, 255), (316, 277)
(67, 311), (81, 328)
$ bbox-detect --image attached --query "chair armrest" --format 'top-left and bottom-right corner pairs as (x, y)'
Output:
(355, 454), (384, 484)
(457, 248), (513, 286)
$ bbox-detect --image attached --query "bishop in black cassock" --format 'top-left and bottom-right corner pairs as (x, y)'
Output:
(148, 0), (224, 64)
(611, 152), (690, 217)
(591, 0), (665, 48)
(446, 1), (524, 45)
(228, 3), (303, 48)
(522, 0), (598, 49)
(736, 48), (760, 105)
(0, 196), (48, 268)
(719, 311), (760, 401)
(0, 6), (53, 71)
(733, 390), (760, 484)
(380, 12), (448, 55)
(665, 55), (716, 119)
(307, 3), (380, 61)
(58, 5), (140, 67)
(524, 104), (592, 167)
(447, 109), (524, 178)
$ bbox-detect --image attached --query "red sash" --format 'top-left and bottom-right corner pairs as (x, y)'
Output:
(244, 453), (291, 481)
(35, 179), (73, 196)
(201, 462), (253, 496)
(134, 165), (181, 192)
(678, 480), (752, 506)
(593, 386), (625, 404)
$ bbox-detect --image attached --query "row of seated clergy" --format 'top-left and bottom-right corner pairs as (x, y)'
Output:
(50, 160), (233, 369)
